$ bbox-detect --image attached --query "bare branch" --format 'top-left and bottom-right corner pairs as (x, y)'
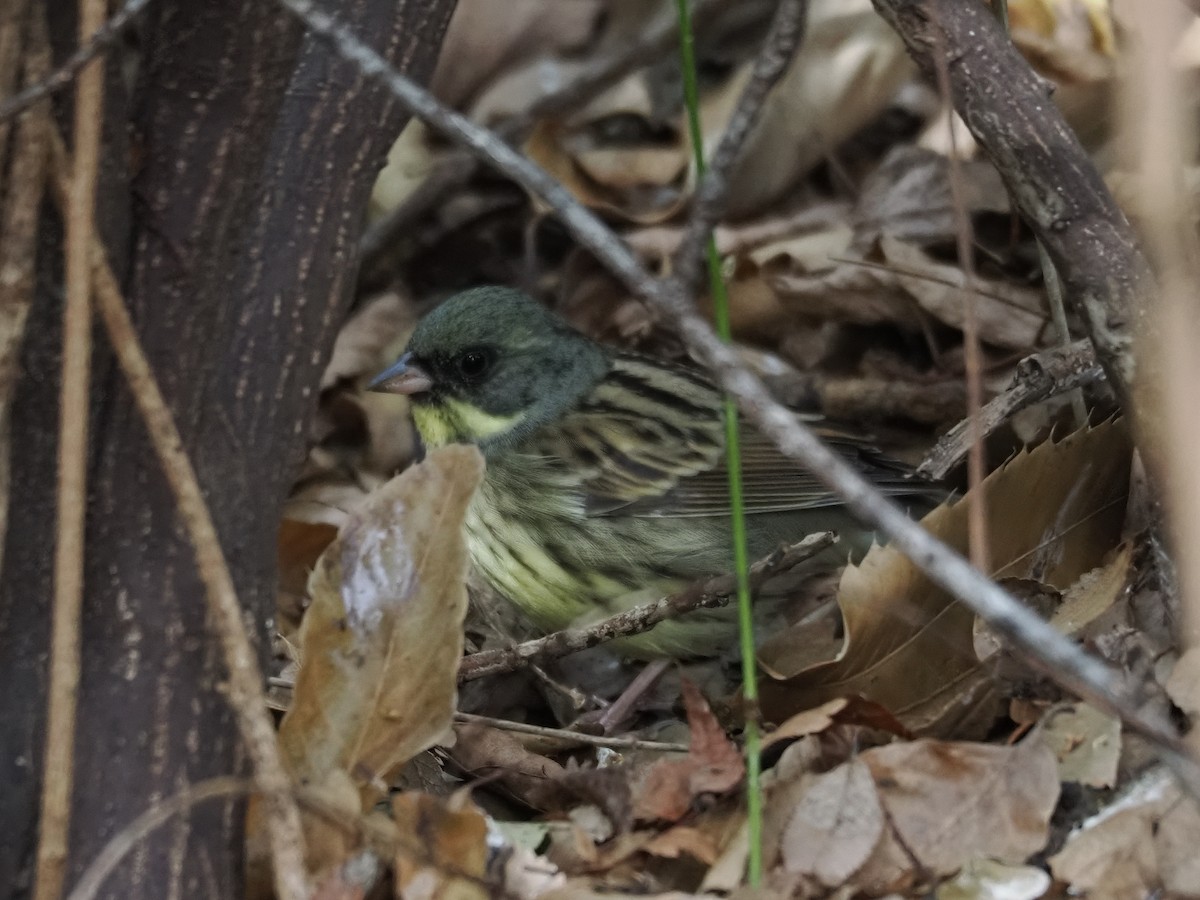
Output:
(918, 341), (1105, 481)
(0, 0), (151, 124)
(277, 0), (1200, 801)
(672, 0), (808, 289)
(458, 535), (834, 681)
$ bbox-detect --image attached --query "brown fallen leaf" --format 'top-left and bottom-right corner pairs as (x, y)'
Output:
(393, 789), (491, 900)
(451, 723), (568, 813)
(632, 680), (744, 823)
(856, 738), (1059, 890)
(279, 445), (484, 808)
(759, 419), (1132, 736)
(1050, 766), (1200, 899)
(770, 737), (1058, 893)
(778, 759), (883, 888)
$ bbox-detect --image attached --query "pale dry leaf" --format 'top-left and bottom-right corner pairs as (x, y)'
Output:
(857, 738), (1059, 882)
(1048, 541), (1135, 638)
(1039, 702), (1121, 788)
(1050, 805), (1159, 898)
(759, 419), (1132, 736)
(778, 759), (884, 887)
(1165, 645), (1200, 719)
(279, 446), (484, 806)
(878, 236), (1051, 350)
(1049, 766), (1185, 899)
(934, 858), (1051, 900)
(720, 0), (916, 217)
(429, 0), (602, 110)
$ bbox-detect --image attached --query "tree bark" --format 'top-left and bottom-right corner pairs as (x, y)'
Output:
(0, 0), (455, 896)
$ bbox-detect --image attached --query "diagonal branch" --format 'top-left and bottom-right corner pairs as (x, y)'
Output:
(0, 0), (152, 124)
(275, 0), (1200, 800)
(671, 0), (808, 289)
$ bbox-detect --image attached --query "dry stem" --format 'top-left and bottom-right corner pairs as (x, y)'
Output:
(35, 0), (105, 893)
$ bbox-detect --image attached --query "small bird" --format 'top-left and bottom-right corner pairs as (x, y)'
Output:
(370, 286), (941, 659)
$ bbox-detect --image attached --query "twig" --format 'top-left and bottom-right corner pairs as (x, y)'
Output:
(917, 340), (1104, 480)
(0, 0), (33, 173)
(453, 713), (690, 753)
(672, 0), (808, 290)
(929, 15), (989, 573)
(0, 0), (151, 124)
(45, 133), (311, 900)
(277, 0), (1200, 802)
(457, 535), (834, 681)
(358, 0), (729, 271)
(36, 0), (105, 893)
(67, 777), (256, 900)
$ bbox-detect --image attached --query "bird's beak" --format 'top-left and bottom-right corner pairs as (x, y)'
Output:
(368, 353), (434, 396)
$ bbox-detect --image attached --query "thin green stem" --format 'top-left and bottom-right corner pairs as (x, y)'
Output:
(674, 0), (761, 885)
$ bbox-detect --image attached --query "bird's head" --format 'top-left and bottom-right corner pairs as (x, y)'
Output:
(369, 287), (609, 454)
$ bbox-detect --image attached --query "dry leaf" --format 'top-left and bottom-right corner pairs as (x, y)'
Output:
(279, 445), (484, 807)
(759, 419), (1132, 735)
(778, 759), (883, 887)
(1166, 645), (1200, 719)
(855, 738), (1059, 889)
(393, 790), (490, 900)
(1050, 767), (1200, 899)
(632, 680), (744, 822)
(1040, 702), (1121, 787)
(934, 859), (1051, 900)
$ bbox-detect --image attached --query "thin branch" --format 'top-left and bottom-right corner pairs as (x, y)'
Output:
(0, 0), (33, 173)
(457, 535), (834, 681)
(45, 133), (311, 900)
(35, 0), (105, 893)
(277, 0), (1200, 801)
(0, 0), (151, 124)
(917, 340), (1104, 481)
(453, 713), (690, 753)
(358, 0), (730, 271)
(671, 0), (808, 289)
(67, 778), (256, 900)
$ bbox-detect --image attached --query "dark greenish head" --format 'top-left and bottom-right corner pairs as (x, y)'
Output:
(369, 287), (610, 454)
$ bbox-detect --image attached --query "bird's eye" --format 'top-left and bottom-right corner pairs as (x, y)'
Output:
(456, 348), (492, 381)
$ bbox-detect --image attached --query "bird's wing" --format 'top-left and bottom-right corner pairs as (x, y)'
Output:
(536, 354), (938, 518)
(531, 354), (728, 510)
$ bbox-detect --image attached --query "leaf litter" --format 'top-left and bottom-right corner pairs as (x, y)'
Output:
(270, 0), (1200, 896)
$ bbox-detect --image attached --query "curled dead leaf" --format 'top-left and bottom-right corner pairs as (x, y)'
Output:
(279, 446), (484, 808)
(759, 419), (1132, 736)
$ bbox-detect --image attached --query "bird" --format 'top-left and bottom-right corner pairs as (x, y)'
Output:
(369, 286), (942, 659)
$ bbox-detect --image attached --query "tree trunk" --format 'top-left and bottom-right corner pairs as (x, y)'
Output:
(0, 1), (455, 896)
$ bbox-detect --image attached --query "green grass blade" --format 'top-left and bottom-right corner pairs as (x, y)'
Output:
(674, 0), (762, 885)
